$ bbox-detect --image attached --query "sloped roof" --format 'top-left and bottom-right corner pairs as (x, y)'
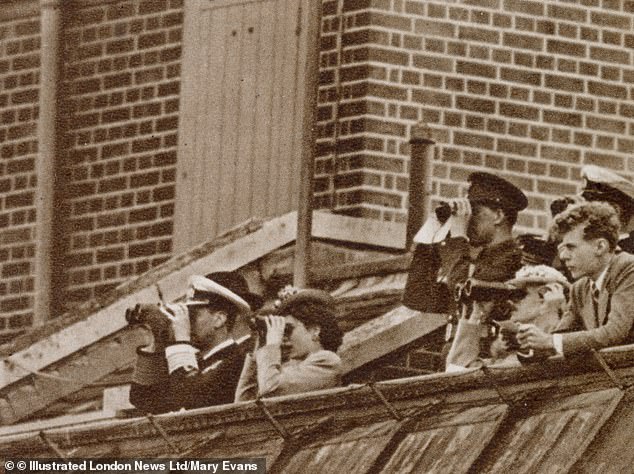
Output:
(0, 211), (412, 425)
(1, 345), (633, 472)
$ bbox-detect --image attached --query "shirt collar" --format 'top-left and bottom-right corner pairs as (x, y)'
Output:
(594, 262), (610, 291)
(201, 338), (236, 360)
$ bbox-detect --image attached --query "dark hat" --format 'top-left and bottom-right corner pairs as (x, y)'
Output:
(516, 234), (557, 266)
(184, 271), (263, 312)
(468, 172), (528, 212)
(581, 165), (634, 208)
(276, 288), (336, 315)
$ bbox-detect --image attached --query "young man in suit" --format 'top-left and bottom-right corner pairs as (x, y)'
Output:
(129, 272), (263, 413)
(518, 202), (634, 355)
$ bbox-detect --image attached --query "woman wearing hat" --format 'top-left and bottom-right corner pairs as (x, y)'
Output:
(446, 265), (569, 371)
(235, 289), (344, 401)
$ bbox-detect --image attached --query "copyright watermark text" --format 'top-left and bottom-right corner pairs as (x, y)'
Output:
(3, 458), (265, 473)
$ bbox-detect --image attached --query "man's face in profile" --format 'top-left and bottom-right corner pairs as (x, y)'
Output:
(508, 282), (565, 330)
(557, 224), (603, 280)
(467, 201), (499, 246)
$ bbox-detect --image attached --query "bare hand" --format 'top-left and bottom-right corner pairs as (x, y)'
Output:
(162, 303), (191, 342)
(541, 282), (566, 310)
(448, 198), (471, 239)
(265, 315), (287, 346)
(517, 324), (554, 351)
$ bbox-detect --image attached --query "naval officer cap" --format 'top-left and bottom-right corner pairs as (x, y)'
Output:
(581, 165), (634, 209)
(184, 273), (260, 313)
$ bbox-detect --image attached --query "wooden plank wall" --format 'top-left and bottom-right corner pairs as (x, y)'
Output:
(175, 0), (308, 252)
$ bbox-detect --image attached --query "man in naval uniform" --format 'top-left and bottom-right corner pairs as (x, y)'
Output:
(129, 272), (263, 413)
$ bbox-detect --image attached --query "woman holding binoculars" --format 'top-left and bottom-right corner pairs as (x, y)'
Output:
(235, 289), (344, 401)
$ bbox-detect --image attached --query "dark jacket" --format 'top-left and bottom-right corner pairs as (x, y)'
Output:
(403, 237), (523, 315)
(129, 337), (250, 414)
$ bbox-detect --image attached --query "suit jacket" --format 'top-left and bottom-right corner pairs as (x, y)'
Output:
(556, 252), (634, 355)
(403, 237), (523, 314)
(129, 337), (249, 414)
(234, 345), (342, 402)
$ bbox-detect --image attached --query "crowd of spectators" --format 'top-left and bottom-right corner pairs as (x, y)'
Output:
(125, 164), (634, 414)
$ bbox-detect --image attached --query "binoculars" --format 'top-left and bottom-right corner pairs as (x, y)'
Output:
(125, 303), (167, 326)
(493, 320), (549, 364)
(435, 201), (453, 224)
(249, 315), (294, 341)
(454, 278), (526, 303)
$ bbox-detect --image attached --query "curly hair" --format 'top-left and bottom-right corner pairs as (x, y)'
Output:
(549, 201), (620, 250)
(283, 300), (343, 353)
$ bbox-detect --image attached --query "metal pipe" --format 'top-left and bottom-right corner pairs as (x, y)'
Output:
(294, 0), (323, 288)
(405, 122), (435, 249)
(33, 0), (62, 325)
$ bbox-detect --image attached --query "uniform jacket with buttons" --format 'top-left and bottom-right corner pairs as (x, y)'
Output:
(129, 337), (250, 414)
(403, 237), (523, 315)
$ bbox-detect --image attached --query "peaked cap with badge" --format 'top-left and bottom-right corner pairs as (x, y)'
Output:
(467, 172), (529, 212)
(580, 165), (634, 212)
(185, 271), (263, 313)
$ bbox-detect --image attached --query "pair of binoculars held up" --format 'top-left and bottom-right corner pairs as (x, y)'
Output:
(435, 202), (453, 224)
(249, 315), (294, 342)
(454, 278), (526, 303)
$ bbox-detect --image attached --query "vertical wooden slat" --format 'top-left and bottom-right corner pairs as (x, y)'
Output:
(266, 0), (285, 216)
(234, 3), (260, 225)
(192, 9), (214, 238)
(251, 1), (276, 219)
(204, 7), (229, 238)
(174, 0), (203, 251)
(217, 6), (243, 233)
(275, 0), (299, 215)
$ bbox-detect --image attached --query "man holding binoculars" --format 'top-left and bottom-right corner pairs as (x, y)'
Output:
(128, 272), (262, 414)
(403, 172), (528, 366)
(446, 265), (569, 371)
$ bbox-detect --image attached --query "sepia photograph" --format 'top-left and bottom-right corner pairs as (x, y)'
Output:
(0, 0), (634, 472)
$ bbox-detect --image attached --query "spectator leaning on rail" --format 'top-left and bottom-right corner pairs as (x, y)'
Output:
(235, 288), (344, 401)
(518, 202), (634, 356)
(403, 172), (528, 363)
(129, 272), (263, 413)
(445, 265), (569, 372)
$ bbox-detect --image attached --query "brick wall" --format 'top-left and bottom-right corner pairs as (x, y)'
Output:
(60, 0), (183, 309)
(2, 0), (634, 339)
(0, 12), (40, 340)
(315, 0), (634, 230)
